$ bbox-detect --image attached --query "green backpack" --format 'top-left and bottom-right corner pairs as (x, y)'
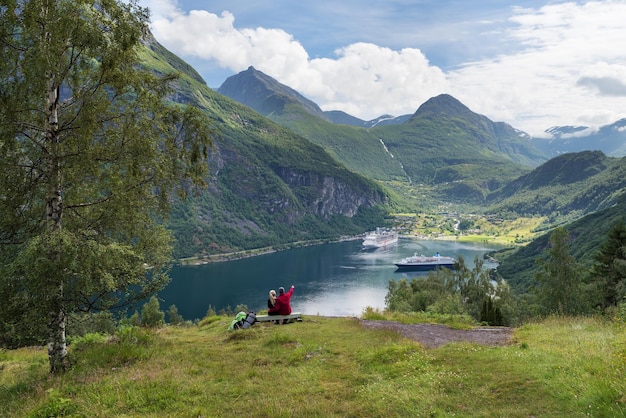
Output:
(228, 311), (248, 331)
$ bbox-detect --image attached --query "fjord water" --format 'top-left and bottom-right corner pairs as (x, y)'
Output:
(159, 238), (498, 320)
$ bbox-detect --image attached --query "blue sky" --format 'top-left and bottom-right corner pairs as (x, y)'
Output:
(140, 0), (626, 137)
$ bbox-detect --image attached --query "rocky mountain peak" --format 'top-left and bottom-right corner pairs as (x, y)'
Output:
(218, 66), (326, 118)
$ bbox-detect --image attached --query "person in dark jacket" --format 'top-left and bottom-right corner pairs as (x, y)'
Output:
(268, 285), (294, 323)
(267, 289), (277, 314)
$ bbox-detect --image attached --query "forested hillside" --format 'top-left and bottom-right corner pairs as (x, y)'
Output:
(486, 151), (626, 223)
(495, 195), (626, 292)
(148, 39), (626, 269)
(140, 37), (390, 259)
(374, 95), (545, 202)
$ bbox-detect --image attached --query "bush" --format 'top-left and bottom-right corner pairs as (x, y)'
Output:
(115, 324), (152, 345)
(141, 295), (164, 327)
(615, 300), (626, 324)
(362, 306), (386, 320)
(29, 389), (77, 418)
(167, 304), (184, 325)
(70, 333), (108, 351)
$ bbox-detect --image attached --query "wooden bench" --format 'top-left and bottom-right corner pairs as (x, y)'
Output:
(255, 312), (302, 323)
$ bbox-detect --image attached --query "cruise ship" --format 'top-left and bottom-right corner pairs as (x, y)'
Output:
(394, 252), (456, 271)
(361, 228), (398, 250)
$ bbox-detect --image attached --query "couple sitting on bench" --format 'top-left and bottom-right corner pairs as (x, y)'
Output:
(267, 285), (296, 324)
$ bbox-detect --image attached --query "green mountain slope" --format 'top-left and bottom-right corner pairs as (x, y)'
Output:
(487, 151), (626, 221)
(271, 106), (409, 183)
(375, 95), (547, 202)
(142, 38), (626, 270)
(218, 69), (547, 204)
(140, 37), (389, 258)
(219, 67), (407, 183)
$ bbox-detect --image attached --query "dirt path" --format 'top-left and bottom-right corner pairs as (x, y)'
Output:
(360, 320), (513, 348)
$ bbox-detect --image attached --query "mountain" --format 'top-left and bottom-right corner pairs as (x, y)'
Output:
(323, 110), (365, 126)
(140, 38), (389, 258)
(373, 94), (547, 202)
(218, 69), (547, 204)
(218, 66), (409, 128)
(217, 66), (329, 121)
(391, 94), (544, 170)
(531, 119), (626, 158)
(486, 151), (626, 219)
(221, 68), (410, 185)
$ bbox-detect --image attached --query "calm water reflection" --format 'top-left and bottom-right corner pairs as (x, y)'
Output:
(159, 238), (498, 320)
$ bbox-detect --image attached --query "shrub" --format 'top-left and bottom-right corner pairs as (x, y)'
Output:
(28, 389), (77, 418)
(114, 324), (153, 346)
(167, 304), (184, 325)
(70, 333), (108, 351)
(141, 295), (164, 327)
(362, 306), (386, 320)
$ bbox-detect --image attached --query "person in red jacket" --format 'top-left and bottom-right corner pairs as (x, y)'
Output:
(268, 285), (294, 323)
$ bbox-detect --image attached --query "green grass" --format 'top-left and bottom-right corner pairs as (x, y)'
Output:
(2, 315), (625, 417)
(396, 212), (547, 247)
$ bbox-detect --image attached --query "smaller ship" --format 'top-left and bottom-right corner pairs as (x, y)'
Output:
(362, 228), (398, 250)
(394, 252), (456, 271)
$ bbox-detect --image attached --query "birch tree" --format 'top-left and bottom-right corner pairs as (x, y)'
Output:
(0, 0), (213, 372)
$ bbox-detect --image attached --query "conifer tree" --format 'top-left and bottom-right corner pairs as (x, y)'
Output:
(534, 227), (590, 315)
(0, 0), (213, 372)
(591, 220), (626, 308)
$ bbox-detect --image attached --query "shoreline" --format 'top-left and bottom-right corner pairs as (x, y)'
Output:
(175, 235), (362, 266)
(174, 232), (513, 266)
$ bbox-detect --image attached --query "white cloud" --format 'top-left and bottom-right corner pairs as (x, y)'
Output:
(448, 1), (626, 136)
(294, 44), (448, 119)
(148, 3), (447, 120)
(145, 0), (626, 137)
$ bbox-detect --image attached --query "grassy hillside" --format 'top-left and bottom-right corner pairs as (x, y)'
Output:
(3, 315), (625, 417)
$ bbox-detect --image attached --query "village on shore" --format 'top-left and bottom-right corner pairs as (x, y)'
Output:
(177, 212), (539, 266)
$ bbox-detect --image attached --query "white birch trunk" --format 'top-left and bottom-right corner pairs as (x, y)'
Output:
(45, 56), (68, 372)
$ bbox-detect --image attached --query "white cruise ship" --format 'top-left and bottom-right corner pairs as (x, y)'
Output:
(362, 228), (398, 250)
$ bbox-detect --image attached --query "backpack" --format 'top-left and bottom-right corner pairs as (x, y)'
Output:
(242, 312), (256, 329)
(228, 311), (247, 331)
(228, 311), (256, 331)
